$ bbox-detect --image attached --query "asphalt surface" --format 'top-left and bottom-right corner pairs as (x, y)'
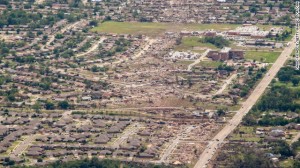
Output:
(75, 37), (107, 57)
(213, 74), (237, 96)
(111, 122), (141, 149)
(188, 49), (211, 71)
(11, 134), (40, 157)
(10, 111), (72, 157)
(291, 131), (300, 144)
(194, 35), (297, 168)
(46, 20), (83, 46)
(157, 126), (194, 163)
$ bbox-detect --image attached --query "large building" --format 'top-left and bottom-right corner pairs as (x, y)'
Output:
(207, 47), (244, 61)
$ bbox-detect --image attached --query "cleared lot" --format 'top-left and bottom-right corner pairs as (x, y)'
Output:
(245, 51), (281, 63)
(91, 22), (240, 37)
(91, 22), (286, 37)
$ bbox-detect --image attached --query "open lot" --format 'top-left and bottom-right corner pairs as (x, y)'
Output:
(174, 37), (218, 51)
(244, 51), (281, 63)
(91, 22), (241, 36)
(91, 22), (168, 36)
(91, 22), (284, 37)
(197, 60), (222, 68)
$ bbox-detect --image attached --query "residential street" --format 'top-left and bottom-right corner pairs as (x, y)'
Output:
(46, 20), (85, 46)
(75, 37), (107, 57)
(187, 49), (211, 71)
(291, 132), (300, 144)
(111, 122), (141, 149)
(10, 134), (40, 157)
(213, 74), (237, 96)
(110, 38), (156, 67)
(157, 125), (194, 163)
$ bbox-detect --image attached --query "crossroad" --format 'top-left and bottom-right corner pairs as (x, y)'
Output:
(111, 122), (141, 149)
(46, 20), (85, 46)
(9, 111), (72, 157)
(157, 126), (194, 163)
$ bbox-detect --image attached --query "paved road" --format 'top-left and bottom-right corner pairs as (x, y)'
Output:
(75, 37), (107, 57)
(61, 110), (72, 120)
(84, 38), (156, 68)
(111, 38), (156, 67)
(111, 122), (141, 149)
(194, 35), (297, 168)
(10, 134), (40, 157)
(187, 49), (210, 71)
(291, 132), (300, 144)
(46, 20), (84, 46)
(213, 74), (237, 95)
(157, 126), (194, 163)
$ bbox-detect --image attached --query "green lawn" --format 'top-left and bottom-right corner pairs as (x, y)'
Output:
(228, 126), (263, 142)
(91, 22), (286, 37)
(239, 126), (255, 134)
(229, 134), (261, 142)
(174, 37), (218, 51)
(280, 159), (294, 168)
(245, 51), (281, 63)
(273, 81), (294, 88)
(176, 60), (194, 65)
(91, 21), (168, 37)
(291, 44), (300, 56)
(195, 102), (240, 111)
(198, 60), (222, 68)
(280, 27), (295, 42)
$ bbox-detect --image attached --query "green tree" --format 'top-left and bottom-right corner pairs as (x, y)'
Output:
(201, 36), (230, 49)
(232, 152), (272, 168)
(45, 101), (55, 110)
(217, 109), (226, 116)
(292, 76), (300, 86)
(32, 102), (41, 113)
(55, 33), (64, 39)
(89, 20), (98, 26)
(58, 101), (69, 109)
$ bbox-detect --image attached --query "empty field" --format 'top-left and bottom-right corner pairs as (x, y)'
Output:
(198, 60), (222, 68)
(91, 22), (282, 37)
(91, 22), (240, 37)
(91, 22), (168, 36)
(245, 51), (281, 63)
(174, 37), (218, 51)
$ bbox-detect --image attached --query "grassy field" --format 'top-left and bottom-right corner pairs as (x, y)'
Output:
(195, 102), (241, 111)
(274, 81), (294, 88)
(238, 126), (255, 134)
(245, 51), (281, 63)
(280, 27), (295, 42)
(280, 159), (294, 168)
(175, 60), (194, 67)
(91, 22), (168, 37)
(229, 126), (261, 142)
(174, 37), (217, 51)
(198, 60), (222, 68)
(91, 21), (284, 37)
